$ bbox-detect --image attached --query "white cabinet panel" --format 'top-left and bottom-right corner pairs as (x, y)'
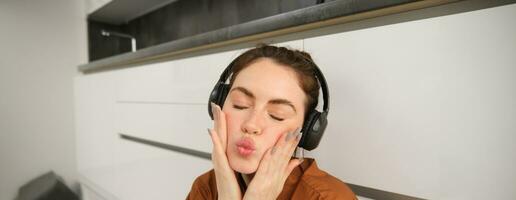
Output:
(115, 51), (237, 104)
(114, 138), (211, 200)
(115, 40), (304, 104)
(115, 103), (212, 153)
(75, 72), (118, 196)
(304, 3), (516, 199)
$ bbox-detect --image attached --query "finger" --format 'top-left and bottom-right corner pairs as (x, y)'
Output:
(211, 103), (229, 152)
(217, 105), (228, 151)
(255, 147), (273, 173)
(208, 128), (224, 154)
(263, 147), (273, 161)
(210, 102), (220, 133)
(287, 127), (301, 145)
(286, 127), (301, 144)
(286, 127), (302, 155)
(209, 128), (234, 174)
(274, 130), (291, 149)
(267, 136), (292, 170)
(277, 127), (301, 155)
(285, 158), (303, 175)
(210, 102), (219, 120)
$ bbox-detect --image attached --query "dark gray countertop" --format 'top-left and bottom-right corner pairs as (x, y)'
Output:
(79, 0), (419, 72)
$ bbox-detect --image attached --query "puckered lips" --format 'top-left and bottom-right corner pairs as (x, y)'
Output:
(236, 137), (256, 157)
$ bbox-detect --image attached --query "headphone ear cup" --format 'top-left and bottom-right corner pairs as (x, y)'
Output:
(208, 82), (230, 120)
(299, 111), (318, 149)
(299, 111), (328, 150)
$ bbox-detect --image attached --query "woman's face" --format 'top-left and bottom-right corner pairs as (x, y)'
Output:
(222, 58), (307, 174)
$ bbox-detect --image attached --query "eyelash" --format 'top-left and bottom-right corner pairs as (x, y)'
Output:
(232, 105), (285, 121)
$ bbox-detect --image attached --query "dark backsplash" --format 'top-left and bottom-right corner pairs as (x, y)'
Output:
(88, 20), (131, 61)
(88, 0), (323, 61)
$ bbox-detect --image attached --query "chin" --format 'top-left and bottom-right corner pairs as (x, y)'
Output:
(227, 152), (259, 174)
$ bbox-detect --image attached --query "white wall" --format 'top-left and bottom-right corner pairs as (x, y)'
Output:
(86, 0), (112, 14)
(0, 0), (87, 199)
(304, 2), (516, 199)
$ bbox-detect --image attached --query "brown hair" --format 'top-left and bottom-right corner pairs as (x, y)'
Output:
(228, 44), (320, 115)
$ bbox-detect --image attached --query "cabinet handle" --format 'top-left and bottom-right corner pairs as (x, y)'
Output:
(119, 133), (211, 160)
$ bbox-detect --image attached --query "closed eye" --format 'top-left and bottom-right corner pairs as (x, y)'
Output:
(233, 104), (247, 110)
(233, 104), (285, 122)
(270, 115), (284, 121)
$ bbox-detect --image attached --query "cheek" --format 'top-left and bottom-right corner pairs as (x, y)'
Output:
(223, 111), (241, 140)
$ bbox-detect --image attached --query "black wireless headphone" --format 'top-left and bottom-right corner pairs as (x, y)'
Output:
(208, 55), (330, 151)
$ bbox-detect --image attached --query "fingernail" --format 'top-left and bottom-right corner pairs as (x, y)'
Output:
(285, 131), (293, 141)
(296, 133), (302, 141)
(210, 102), (218, 118)
(215, 103), (221, 115)
(291, 128), (300, 141)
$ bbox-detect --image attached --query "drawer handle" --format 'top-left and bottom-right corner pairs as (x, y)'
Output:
(119, 133), (211, 160)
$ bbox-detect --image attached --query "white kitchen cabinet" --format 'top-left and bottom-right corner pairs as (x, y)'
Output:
(115, 103), (212, 153)
(115, 52), (234, 104)
(115, 40), (303, 104)
(113, 138), (211, 200)
(76, 39), (308, 199)
(75, 71), (119, 198)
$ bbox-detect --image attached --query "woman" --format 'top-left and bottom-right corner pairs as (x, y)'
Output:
(187, 44), (357, 200)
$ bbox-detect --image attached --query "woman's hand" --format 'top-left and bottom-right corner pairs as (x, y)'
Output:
(243, 128), (303, 200)
(209, 102), (242, 200)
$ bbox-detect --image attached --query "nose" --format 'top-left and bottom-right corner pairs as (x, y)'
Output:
(241, 110), (262, 135)
(243, 127), (259, 135)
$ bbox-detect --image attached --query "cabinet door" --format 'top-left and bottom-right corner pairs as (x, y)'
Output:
(75, 72), (118, 196)
(303, 4), (516, 199)
(115, 103), (211, 153)
(115, 40), (304, 104)
(115, 50), (237, 104)
(114, 138), (211, 200)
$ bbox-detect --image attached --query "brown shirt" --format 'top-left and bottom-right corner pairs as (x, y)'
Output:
(186, 158), (357, 200)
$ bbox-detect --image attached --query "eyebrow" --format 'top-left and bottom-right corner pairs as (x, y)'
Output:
(230, 86), (297, 113)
